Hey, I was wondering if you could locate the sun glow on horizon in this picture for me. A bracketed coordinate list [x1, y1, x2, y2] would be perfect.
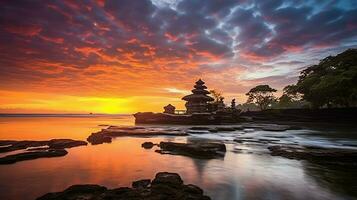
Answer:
[0, 90, 188, 114]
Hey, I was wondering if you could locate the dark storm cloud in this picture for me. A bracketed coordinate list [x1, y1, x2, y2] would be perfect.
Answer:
[0, 0, 356, 89]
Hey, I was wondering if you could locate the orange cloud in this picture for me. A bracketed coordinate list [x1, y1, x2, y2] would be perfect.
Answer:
[5, 25, 42, 37]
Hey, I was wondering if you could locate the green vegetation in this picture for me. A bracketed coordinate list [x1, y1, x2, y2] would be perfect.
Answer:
[246, 85, 277, 110]
[289, 49, 357, 108]
[244, 49, 357, 110]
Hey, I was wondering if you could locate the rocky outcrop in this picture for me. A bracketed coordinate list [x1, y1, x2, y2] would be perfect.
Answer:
[0, 149, 68, 164]
[0, 139, 87, 164]
[155, 142, 226, 159]
[87, 126, 187, 145]
[37, 172, 211, 200]
[87, 132, 112, 145]
[141, 142, 156, 149]
[0, 139, 87, 153]
[47, 139, 87, 149]
[268, 145, 357, 164]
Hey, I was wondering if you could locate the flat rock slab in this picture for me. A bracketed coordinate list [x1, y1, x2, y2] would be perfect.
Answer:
[0, 139, 87, 164]
[242, 124, 301, 131]
[87, 126, 188, 145]
[37, 172, 211, 200]
[0, 149, 68, 164]
[0, 139, 87, 153]
[268, 145, 357, 164]
[156, 141, 226, 159]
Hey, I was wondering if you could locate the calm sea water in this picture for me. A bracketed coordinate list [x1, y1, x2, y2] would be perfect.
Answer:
[0, 114, 356, 200]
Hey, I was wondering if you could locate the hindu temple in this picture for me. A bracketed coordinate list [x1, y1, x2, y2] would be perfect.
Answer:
[182, 79, 214, 113]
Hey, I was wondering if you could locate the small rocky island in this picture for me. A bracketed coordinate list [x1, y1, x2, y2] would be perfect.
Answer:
[134, 79, 241, 124]
[37, 172, 211, 200]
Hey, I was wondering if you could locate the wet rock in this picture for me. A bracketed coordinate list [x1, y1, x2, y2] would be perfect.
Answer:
[101, 126, 188, 137]
[268, 145, 357, 164]
[37, 184, 107, 200]
[234, 138, 261, 144]
[48, 139, 87, 149]
[0, 139, 87, 164]
[0, 139, 87, 153]
[183, 184, 204, 195]
[0, 149, 68, 164]
[141, 142, 155, 149]
[261, 126, 289, 132]
[215, 127, 236, 132]
[258, 138, 280, 142]
[190, 127, 210, 130]
[208, 128, 218, 133]
[87, 132, 112, 145]
[132, 179, 151, 189]
[187, 130, 209, 134]
[87, 127, 188, 145]
[232, 126, 244, 130]
[156, 142, 226, 159]
[114, 126, 146, 130]
[37, 172, 211, 200]
[152, 172, 183, 186]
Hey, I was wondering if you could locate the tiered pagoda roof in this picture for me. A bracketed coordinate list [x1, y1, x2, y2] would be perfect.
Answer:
[182, 79, 214, 102]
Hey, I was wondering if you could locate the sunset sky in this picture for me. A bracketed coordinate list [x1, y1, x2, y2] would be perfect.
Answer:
[0, 0, 356, 114]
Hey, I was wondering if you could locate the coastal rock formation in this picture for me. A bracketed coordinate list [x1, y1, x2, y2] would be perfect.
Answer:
[141, 142, 156, 149]
[87, 132, 112, 145]
[87, 126, 187, 145]
[0, 149, 68, 164]
[47, 139, 87, 149]
[0, 139, 87, 164]
[268, 145, 357, 164]
[0, 139, 87, 153]
[155, 142, 226, 159]
[37, 172, 211, 200]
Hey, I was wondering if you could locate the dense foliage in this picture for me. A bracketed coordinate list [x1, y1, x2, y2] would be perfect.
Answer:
[246, 85, 277, 110]
[290, 49, 357, 108]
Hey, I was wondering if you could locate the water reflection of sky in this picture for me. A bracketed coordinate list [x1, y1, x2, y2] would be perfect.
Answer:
[0, 115, 356, 200]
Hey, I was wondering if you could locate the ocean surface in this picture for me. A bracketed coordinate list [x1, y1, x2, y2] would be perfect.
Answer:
[0, 114, 356, 200]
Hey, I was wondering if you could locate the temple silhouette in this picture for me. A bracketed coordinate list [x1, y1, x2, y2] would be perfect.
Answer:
[134, 79, 240, 124]
[182, 79, 214, 114]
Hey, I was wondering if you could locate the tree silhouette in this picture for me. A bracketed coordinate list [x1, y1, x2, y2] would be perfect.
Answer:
[246, 85, 277, 110]
[289, 49, 357, 108]
[209, 90, 224, 103]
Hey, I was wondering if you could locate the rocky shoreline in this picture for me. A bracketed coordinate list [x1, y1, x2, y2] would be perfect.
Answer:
[268, 145, 357, 164]
[0, 139, 87, 164]
[87, 126, 188, 145]
[37, 172, 211, 200]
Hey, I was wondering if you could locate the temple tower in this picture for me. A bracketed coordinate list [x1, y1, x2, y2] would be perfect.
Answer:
[182, 79, 214, 114]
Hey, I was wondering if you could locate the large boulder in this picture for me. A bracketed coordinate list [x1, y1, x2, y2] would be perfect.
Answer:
[37, 172, 211, 200]
[156, 142, 226, 159]
[87, 132, 112, 145]
[141, 142, 155, 149]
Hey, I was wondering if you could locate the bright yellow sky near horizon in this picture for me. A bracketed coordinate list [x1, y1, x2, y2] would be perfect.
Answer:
[0, 90, 189, 114]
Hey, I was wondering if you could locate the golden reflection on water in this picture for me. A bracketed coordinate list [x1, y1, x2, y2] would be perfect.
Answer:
[0, 115, 134, 140]
[0, 115, 351, 200]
